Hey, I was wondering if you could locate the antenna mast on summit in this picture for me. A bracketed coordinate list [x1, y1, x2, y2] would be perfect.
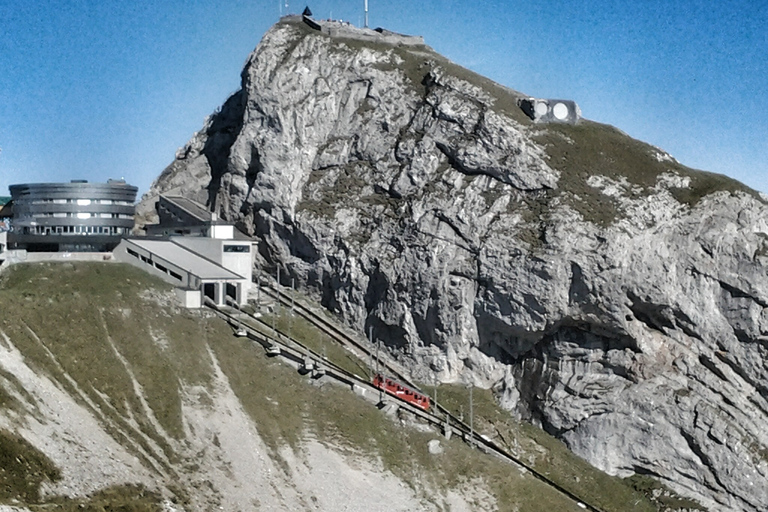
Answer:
[364, 0, 369, 27]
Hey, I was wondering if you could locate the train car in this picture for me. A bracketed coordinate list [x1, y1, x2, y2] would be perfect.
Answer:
[372, 374, 431, 411]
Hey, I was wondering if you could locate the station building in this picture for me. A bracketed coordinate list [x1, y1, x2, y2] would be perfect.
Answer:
[114, 195, 254, 307]
[8, 180, 137, 252]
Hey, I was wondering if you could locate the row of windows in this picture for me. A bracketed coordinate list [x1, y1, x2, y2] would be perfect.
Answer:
[22, 225, 128, 235]
[19, 212, 133, 220]
[126, 248, 183, 281]
[27, 199, 134, 206]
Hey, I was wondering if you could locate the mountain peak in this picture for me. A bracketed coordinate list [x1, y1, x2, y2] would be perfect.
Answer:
[138, 19, 768, 511]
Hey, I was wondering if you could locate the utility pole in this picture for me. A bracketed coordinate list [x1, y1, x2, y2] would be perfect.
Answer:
[272, 265, 280, 337]
[290, 278, 295, 315]
[469, 383, 474, 444]
[276, 266, 281, 323]
[271, 302, 276, 335]
[368, 326, 374, 379]
[375, 335, 380, 377]
[288, 278, 294, 339]
[364, 0, 369, 28]
[256, 266, 261, 310]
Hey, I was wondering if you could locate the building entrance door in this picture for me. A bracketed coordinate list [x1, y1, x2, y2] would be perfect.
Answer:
[203, 283, 216, 303]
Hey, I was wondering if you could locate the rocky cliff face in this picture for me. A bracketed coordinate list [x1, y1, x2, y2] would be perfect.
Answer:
[139, 16, 768, 511]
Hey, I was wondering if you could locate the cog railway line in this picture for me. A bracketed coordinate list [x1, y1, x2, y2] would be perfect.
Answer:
[204, 277, 602, 512]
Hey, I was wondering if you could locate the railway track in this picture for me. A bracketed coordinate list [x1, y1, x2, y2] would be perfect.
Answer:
[207, 279, 606, 512]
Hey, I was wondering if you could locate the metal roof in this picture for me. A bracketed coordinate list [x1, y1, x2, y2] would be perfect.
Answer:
[128, 238, 244, 280]
[162, 196, 213, 223]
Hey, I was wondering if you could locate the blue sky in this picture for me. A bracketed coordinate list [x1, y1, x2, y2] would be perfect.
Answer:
[1, 0, 766, 197]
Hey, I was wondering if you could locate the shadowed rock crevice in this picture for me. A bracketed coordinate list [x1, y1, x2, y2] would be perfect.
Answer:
[202, 90, 246, 210]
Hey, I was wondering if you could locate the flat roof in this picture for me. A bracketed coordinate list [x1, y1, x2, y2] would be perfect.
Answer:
[127, 238, 245, 280]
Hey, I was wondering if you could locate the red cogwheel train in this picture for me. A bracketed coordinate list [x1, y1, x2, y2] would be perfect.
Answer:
[372, 374, 431, 411]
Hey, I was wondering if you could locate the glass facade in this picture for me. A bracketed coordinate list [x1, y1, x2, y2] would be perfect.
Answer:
[8, 179, 138, 252]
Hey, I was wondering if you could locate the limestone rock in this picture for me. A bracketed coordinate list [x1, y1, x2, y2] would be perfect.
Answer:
[139, 17, 768, 512]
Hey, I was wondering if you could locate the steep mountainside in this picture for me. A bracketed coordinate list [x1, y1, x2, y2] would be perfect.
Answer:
[0, 262, 544, 511]
[0, 262, 681, 512]
[138, 16, 768, 511]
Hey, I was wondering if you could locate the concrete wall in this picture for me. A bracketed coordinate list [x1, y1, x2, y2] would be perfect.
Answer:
[176, 288, 202, 309]
[4, 250, 114, 264]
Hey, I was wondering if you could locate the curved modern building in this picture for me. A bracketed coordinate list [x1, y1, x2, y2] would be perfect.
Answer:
[8, 179, 138, 252]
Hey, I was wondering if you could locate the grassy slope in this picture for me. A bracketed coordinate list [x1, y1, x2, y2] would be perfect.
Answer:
[0, 263, 700, 511]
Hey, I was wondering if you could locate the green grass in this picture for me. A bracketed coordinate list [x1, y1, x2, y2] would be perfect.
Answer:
[0, 263, 218, 475]
[531, 116, 761, 225]
[0, 430, 60, 503]
[211, 333, 586, 511]
[627, 475, 707, 511]
[0, 262, 705, 510]
[0, 411, 160, 510]
[261, 308, 372, 378]
[29, 485, 163, 512]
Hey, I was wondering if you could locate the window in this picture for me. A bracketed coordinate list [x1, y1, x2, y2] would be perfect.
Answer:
[224, 245, 250, 253]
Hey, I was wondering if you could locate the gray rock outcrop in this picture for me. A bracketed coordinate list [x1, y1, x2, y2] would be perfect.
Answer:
[138, 17, 768, 512]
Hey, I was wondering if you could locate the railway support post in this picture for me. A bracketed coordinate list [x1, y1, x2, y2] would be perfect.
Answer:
[368, 326, 375, 379]
[288, 278, 294, 340]
[469, 383, 474, 443]
[290, 278, 295, 315]
[256, 266, 261, 309]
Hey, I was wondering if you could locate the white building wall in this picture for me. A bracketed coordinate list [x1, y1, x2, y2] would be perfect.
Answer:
[211, 224, 234, 239]
[221, 252, 250, 279]
[176, 288, 202, 308]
